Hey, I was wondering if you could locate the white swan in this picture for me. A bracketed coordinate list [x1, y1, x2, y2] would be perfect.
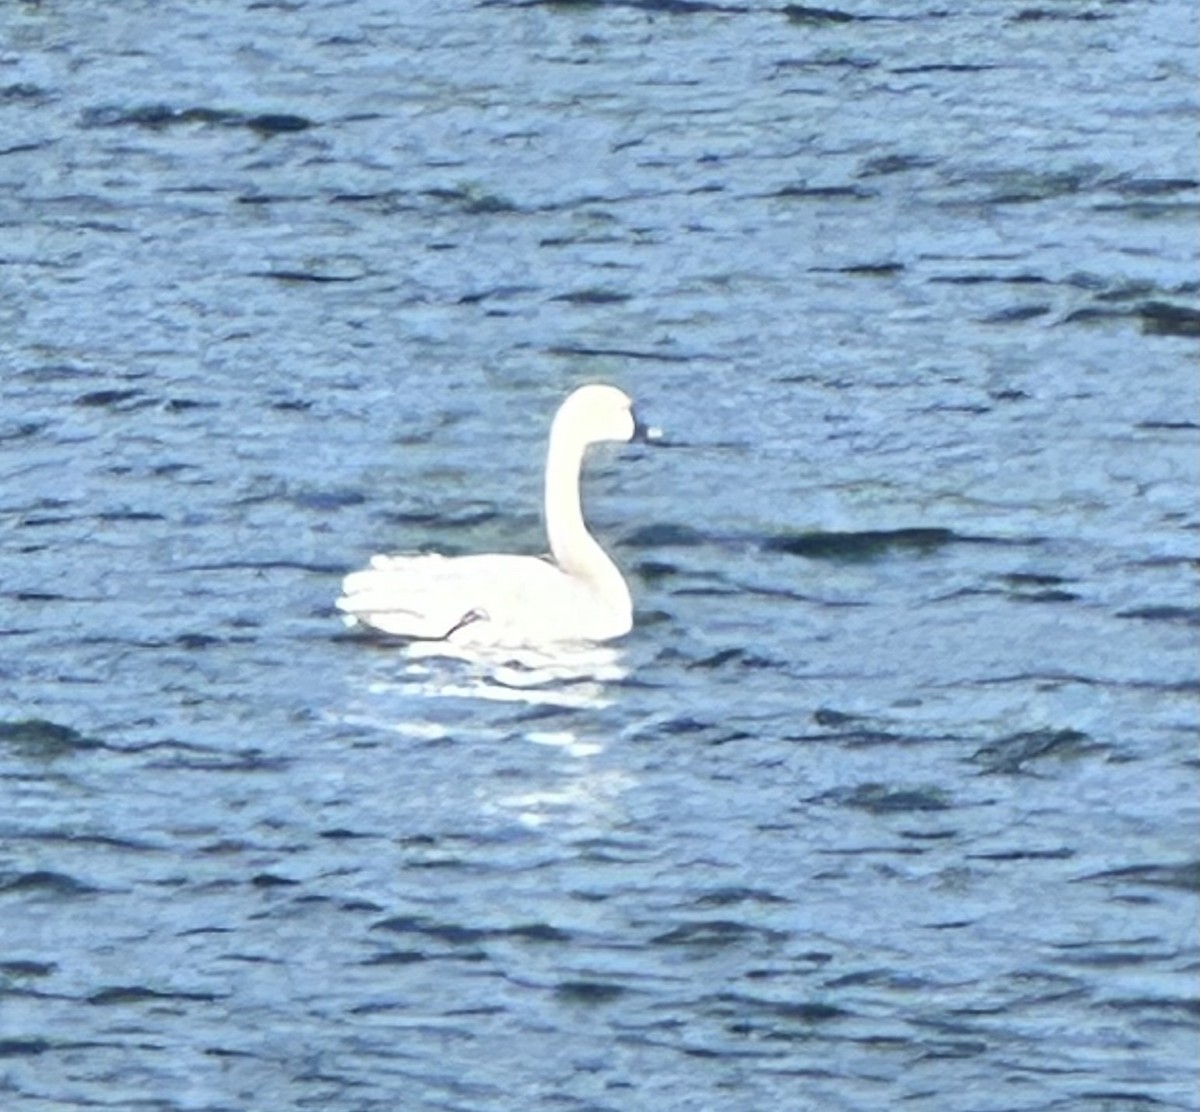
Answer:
[337, 383, 646, 646]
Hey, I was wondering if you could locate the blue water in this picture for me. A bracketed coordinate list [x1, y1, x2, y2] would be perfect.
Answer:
[1, 2, 1197, 1110]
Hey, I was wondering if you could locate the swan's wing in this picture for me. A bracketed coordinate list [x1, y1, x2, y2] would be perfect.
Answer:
[336, 553, 567, 641]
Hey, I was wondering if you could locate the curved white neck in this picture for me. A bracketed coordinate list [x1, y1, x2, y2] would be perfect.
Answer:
[544, 428, 624, 593]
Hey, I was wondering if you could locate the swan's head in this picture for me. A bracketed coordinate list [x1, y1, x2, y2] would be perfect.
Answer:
[555, 383, 639, 447]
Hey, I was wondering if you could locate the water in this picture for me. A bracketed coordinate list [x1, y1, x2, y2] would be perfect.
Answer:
[1, 1, 1197, 1109]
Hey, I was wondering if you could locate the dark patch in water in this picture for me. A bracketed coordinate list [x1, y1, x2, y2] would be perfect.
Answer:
[1135, 420, 1199, 431]
[916, 1039, 989, 1060]
[1138, 301, 1200, 337]
[763, 527, 965, 560]
[245, 113, 313, 134]
[812, 707, 861, 727]
[652, 920, 788, 947]
[483, 0, 748, 12]
[2, 83, 50, 103]
[37, 830, 159, 853]
[250, 873, 300, 888]
[823, 784, 951, 813]
[1050, 940, 1175, 969]
[252, 268, 360, 283]
[551, 288, 632, 305]
[621, 522, 707, 547]
[1080, 862, 1199, 892]
[929, 272, 1050, 287]
[657, 715, 711, 734]
[555, 980, 629, 1004]
[203, 1044, 261, 1060]
[858, 153, 938, 176]
[971, 728, 1097, 773]
[771, 183, 875, 201]
[982, 304, 1052, 323]
[723, 997, 848, 1029]
[686, 647, 777, 671]
[1114, 177, 1199, 196]
[81, 104, 228, 128]
[1116, 605, 1198, 626]
[810, 262, 905, 277]
[145, 750, 291, 773]
[1011, 7, 1112, 21]
[372, 915, 571, 945]
[0, 871, 97, 897]
[176, 558, 345, 574]
[87, 985, 223, 1005]
[792, 708, 914, 747]
[422, 185, 518, 214]
[97, 510, 166, 523]
[966, 169, 1093, 205]
[162, 398, 213, 415]
[547, 343, 697, 363]
[0, 1038, 52, 1057]
[291, 489, 366, 511]
[1002, 572, 1073, 588]
[892, 63, 996, 75]
[692, 887, 790, 908]
[650, 714, 752, 745]
[383, 506, 498, 529]
[0, 960, 57, 978]
[0, 719, 100, 757]
[823, 968, 895, 988]
[80, 104, 314, 134]
[783, 4, 858, 24]
[791, 726, 907, 747]
[19, 514, 78, 528]
[0, 140, 50, 157]
[969, 847, 1075, 862]
[0, 420, 47, 441]
[1093, 278, 1189, 303]
[74, 388, 147, 409]
[634, 558, 681, 581]
[1096, 996, 1200, 1018]
[362, 950, 428, 966]
[459, 284, 540, 304]
[174, 632, 224, 649]
[1064, 295, 1198, 336]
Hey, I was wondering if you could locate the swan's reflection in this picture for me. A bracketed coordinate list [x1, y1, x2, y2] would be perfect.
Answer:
[335, 640, 635, 831]
[373, 639, 628, 711]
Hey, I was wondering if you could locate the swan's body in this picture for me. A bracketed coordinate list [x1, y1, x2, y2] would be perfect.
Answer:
[337, 384, 641, 646]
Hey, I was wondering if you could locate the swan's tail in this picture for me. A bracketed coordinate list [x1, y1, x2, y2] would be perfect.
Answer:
[336, 554, 468, 639]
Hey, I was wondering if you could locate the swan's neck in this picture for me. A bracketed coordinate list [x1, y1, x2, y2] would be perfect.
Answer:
[544, 428, 624, 594]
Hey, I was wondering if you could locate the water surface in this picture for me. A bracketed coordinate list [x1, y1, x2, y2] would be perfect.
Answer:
[1, 2, 1197, 1110]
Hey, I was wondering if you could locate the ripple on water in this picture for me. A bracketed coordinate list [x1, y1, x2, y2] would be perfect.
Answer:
[0, 1, 1196, 1109]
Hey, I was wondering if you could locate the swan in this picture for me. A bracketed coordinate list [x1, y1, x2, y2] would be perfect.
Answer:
[336, 383, 647, 646]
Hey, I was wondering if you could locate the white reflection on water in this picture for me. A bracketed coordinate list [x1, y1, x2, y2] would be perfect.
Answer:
[492, 766, 636, 830]
[368, 639, 628, 711]
[333, 639, 636, 831]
